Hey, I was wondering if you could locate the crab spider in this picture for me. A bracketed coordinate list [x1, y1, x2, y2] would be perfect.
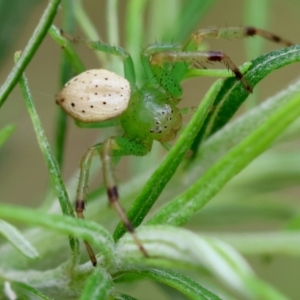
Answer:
[56, 26, 293, 266]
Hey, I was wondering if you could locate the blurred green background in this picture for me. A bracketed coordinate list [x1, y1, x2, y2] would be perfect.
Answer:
[0, 1, 299, 299]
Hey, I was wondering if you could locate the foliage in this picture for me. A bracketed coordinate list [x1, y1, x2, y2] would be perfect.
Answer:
[0, 1, 299, 299]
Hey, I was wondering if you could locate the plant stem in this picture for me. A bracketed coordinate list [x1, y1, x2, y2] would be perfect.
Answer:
[0, 0, 61, 107]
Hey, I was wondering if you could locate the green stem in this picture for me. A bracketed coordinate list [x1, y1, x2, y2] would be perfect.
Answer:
[15, 51, 79, 259]
[113, 79, 223, 240]
[0, 203, 114, 265]
[73, 0, 106, 66]
[106, 0, 121, 73]
[55, 0, 77, 169]
[0, 0, 61, 107]
[149, 92, 300, 226]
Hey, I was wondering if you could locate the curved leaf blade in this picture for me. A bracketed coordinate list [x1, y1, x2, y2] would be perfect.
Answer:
[112, 293, 138, 300]
[80, 268, 113, 300]
[116, 226, 287, 299]
[192, 45, 300, 152]
[123, 268, 221, 300]
[190, 77, 300, 179]
[0, 0, 61, 107]
[113, 79, 223, 240]
[0, 203, 114, 265]
[12, 282, 52, 300]
[149, 92, 300, 227]
[0, 220, 39, 259]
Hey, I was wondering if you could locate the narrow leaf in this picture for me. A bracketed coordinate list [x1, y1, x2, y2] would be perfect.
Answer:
[15, 51, 74, 218]
[0, 124, 15, 149]
[0, 203, 114, 265]
[116, 226, 287, 299]
[192, 45, 300, 152]
[0, 0, 61, 107]
[113, 79, 223, 240]
[124, 268, 221, 300]
[0, 220, 39, 259]
[211, 231, 300, 256]
[48, 25, 86, 74]
[149, 92, 300, 227]
[54, 3, 78, 170]
[112, 294, 138, 300]
[189, 78, 300, 179]
[80, 267, 113, 300]
[13, 282, 52, 300]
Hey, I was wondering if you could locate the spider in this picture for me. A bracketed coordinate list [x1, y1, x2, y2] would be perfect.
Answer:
[56, 26, 292, 266]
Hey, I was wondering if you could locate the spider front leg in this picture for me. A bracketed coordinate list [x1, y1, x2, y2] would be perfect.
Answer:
[145, 26, 293, 97]
[76, 137, 150, 266]
[189, 26, 293, 47]
[150, 49, 253, 93]
[60, 29, 136, 88]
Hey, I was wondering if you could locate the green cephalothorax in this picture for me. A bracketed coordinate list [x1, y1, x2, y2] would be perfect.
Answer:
[120, 87, 182, 144]
[149, 64, 183, 100]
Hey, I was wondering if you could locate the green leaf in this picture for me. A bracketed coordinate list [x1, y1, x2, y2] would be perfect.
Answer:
[12, 282, 52, 300]
[211, 231, 300, 256]
[0, 124, 15, 149]
[112, 293, 138, 300]
[123, 268, 221, 300]
[117, 226, 253, 288]
[0, 203, 114, 265]
[16, 50, 82, 263]
[0, 220, 39, 259]
[0, 0, 40, 63]
[113, 79, 223, 240]
[15, 50, 78, 258]
[189, 77, 300, 180]
[0, 0, 61, 107]
[80, 268, 113, 300]
[149, 91, 300, 227]
[192, 45, 300, 152]
[116, 226, 287, 299]
[54, 2, 79, 170]
[48, 25, 86, 74]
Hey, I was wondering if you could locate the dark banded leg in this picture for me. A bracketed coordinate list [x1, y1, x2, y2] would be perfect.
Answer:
[243, 27, 293, 46]
[191, 26, 293, 47]
[76, 146, 101, 266]
[75, 198, 97, 266]
[150, 50, 253, 93]
[101, 138, 148, 257]
[150, 26, 293, 93]
[75, 138, 149, 266]
[206, 51, 252, 92]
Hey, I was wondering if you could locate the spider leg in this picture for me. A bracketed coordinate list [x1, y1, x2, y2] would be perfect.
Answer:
[184, 26, 293, 90]
[60, 29, 136, 89]
[150, 50, 253, 93]
[190, 26, 293, 47]
[244, 26, 293, 46]
[144, 26, 293, 97]
[75, 145, 100, 266]
[76, 138, 150, 266]
[101, 138, 149, 257]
